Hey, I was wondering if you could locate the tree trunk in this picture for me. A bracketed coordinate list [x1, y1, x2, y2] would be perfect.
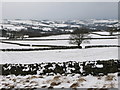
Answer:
[78, 43, 80, 47]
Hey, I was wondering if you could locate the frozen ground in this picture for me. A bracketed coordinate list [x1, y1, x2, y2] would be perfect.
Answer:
[1, 32, 118, 48]
[0, 73, 118, 88]
[2, 34, 118, 47]
[0, 32, 119, 89]
[0, 42, 49, 49]
[25, 33, 118, 39]
[0, 47, 118, 64]
[0, 32, 119, 63]
[0, 31, 118, 48]
[26, 34, 70, 39]
[92, 31, 119, 35]
[0, 37, 6, 39]
[5, 39, 118, 47]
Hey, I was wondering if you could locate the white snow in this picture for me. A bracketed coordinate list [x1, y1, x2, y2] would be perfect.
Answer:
[53, 24, 68, 27]
[42, 27, 52, 31]
[0, 37, 6, 39]
[2, 24, 27, 31]
[92, 31, 110, 35]
[93, 19, 118, 24]
[81, 39, 118, 47]
[32, 26, 40, 29]
[26, 34, 70, 39]
[8, 20, 37, 26]
[26, 32, 118, 39]
[0, 42, 49, 49]
[0, 32, 119, 64]
[71, 25, 81, 28]
[5, 38, 118, 47]
[96, 64, 103, 68]
[3, 32, 118, 47]
[5, 40, 72, 46]
[0, 47, 118, 64]
[90, 34, 118, 38]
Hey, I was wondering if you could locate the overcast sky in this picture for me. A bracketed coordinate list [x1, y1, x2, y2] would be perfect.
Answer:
[2, 2, 118, 20]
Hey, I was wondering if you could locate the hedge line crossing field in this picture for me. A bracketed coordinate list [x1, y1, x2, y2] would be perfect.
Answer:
[1, 60, 120, 76]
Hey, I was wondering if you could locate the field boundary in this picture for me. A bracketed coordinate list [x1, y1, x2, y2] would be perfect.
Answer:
[1, 59, 119, 76]
[0, 45, 119, 51]
[91, 32, 120, 36]
[0, 37, 117, 41]
[1, 39, 119, 51]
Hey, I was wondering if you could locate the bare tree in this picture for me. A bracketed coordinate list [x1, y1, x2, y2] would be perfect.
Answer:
[69, 28, 90, 47]
[107, 27, 117, 35]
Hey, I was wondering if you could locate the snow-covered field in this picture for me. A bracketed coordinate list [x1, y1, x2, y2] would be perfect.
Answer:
[0, 30, 119, 89]
[0, 47, 118, 64]
[81, 39, 118, 47]
[1, 24, 27, 31]
[0, 73, 118, 88]
[4, 40, 73, 46]
[0, 42, 49, 49]
[0, 32, 119, 64]
[90, 33, 118, 38]
[5, 39, 118, 47]
[1, 33, 118, 48]
[93, 31, 119, 35]
[1, 20, 119, 89]
[0, 37, 6, 39]
[26, 34, 70, 39]
[25, 33, 118, 39]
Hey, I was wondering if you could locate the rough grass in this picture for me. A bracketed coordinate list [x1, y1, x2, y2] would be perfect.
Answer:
[105, 75, 115, 81]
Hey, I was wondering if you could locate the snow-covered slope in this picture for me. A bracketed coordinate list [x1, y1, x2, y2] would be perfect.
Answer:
[0, 73, 118, 88]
